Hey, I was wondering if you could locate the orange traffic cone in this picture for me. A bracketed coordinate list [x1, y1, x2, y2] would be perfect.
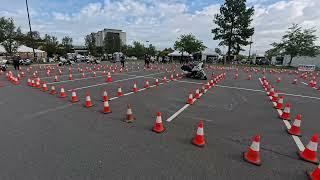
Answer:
[93, 71, 96, 77]
[276, 77, 281, 83]
[287, 114, 302, 136]
[125, 104, 135, 123]
[163, 76, 167, 83]
[187, 92, 194, 105]
[154, 78, 159, 86]
[192, 120, 205, 147]
[145, 80, 150, 89]
[85, 92, 93, 108]
[69, 74, 73, 80]
[106, 73, 112, 82]
[244, 135, 262, 166]
[54, 75, 59, 82]
[298, 134, 319, 164]
[292, 78, 297, 84]
[42, 81, 48, 92]
[102, 100, 112, 114]
[272, 91, 279, 102]
[35, 80, 41, 88]
[275, 96, 284, 109]
[195, 88, 201, 99]
[117, 87, 123, 97]
[247, 74, 252, 80]
[59, 86, 67, 98]
[307, 164, 320, 180]
[280, 103, 291, 120]
[27, 78, 32, 86]
[170, 74, 174, 81]
[152, 112, 165, 133]
[50, 86, 56, 95]
[133, 82, 138, 92]
[102, 90, 108, 102]
[71, 89, 79, 103]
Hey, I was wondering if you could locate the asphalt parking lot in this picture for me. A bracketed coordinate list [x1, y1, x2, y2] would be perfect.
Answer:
[0, 61, 319, 179]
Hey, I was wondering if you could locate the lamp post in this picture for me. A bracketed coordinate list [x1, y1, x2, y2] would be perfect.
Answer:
[25, 0, 36, 62]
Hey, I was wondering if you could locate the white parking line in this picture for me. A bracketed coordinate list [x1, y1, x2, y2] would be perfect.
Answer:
[176, 79, 320, 100]
[259, 78, 305, 152]
[47, 70, 142, 85]
[68, 72, 165, 91]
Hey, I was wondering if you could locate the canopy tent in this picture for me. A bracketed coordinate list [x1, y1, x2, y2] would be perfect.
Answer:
[200, 48, 218, 56]
[168, 50, 191, 57]
[0, 45, 47, 60]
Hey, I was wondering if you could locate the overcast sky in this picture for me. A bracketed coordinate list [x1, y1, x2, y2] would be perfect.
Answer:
[1, 0, 319, 55]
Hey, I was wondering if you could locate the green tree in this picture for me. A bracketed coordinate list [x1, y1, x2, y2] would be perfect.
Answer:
[40, 34, 59, 57]
[158, 47, 174, 57]
[131, 41, 146, 58]
[212, 0, 254, 63]
[214, 48, 222, 56]
[61, 36, 73, 56]
[0, 17, 20, 55]
[174, 34, 206, 56]
[85, 33, 97, 56]
[267, 24, 319, 66]
[146, 44, 156, 56]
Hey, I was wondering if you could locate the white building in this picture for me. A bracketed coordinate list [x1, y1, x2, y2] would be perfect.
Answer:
[92, 29, 126, 47]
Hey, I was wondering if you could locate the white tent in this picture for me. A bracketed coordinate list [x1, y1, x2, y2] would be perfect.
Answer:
[168, 50, 191, 57]
[0, 45, 45, 53]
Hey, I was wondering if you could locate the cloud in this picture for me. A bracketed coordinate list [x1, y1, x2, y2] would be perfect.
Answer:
[0, 0, 319, 55]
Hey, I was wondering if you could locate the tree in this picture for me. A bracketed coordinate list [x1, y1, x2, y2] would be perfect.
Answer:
[146, 44, 156, 56]
[61, 36, 73, 56]
[85, 33, 97, 56]
[212, 0, 254, 63]
[0, 17, 20, 56]
[41, 34, 59, 57]
[158, 48, 174, 57]
[214, 48, 222, 56]
[267, 24, 319, 66]
[174, 34, 206, 55]
[131, 41, 146, 58]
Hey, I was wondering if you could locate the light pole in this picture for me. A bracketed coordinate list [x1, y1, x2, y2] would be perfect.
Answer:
[25, 0, 36, 62]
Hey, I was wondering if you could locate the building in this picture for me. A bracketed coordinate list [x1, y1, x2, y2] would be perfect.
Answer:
[92, 29, 126, 47]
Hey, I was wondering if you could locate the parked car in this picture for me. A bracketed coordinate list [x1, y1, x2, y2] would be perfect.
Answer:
[0, 60, 7, 71]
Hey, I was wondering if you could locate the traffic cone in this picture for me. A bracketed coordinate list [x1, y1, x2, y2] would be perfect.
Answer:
[280, 103, 291, 120]
[247, 74, 252, 80]
[201, 83, 207, 94]
[133, 82, 138, 92]
[125, 104, 135, 123]
[272, 91, 279, 103]
[54, 75, 59, 82]
[276, 77, 281, 83]
[195, 88, 201, 99]
[170, 74, 174, 81]
[85, 92, 93, 108]
[234, 73, 238, 80]
[187, 92, 194, 105]
[117, 87, 123, 97]
[35, 80, 41, 88]
[287, 114, 302, 136]
[59, 86, 67, 98]
[154, 78, 159, 86]
[269, 86, 275, 97]
[42, 82, 48, 92]
[275, 96, 284, 109]
[145, 80, 150, 89]
[27, 78, 32, 86]
[298, 134, 319, 164]
[244, 135, 262, 166]
[82, 73, 85, 78]
[93, 71, 96, 77]
[71, 89, 79, 103]
[192, 120, 205, 147]
[69, 74, 73, 80]
[163, 76, 167, 83]
[307, 164, 320, 180]
[152, 112, 165, 133]
[102, 90, 108, 102]
[106, 72, 112, 82]
[102, 100, 112, 114]
[50, 86, 56, 95]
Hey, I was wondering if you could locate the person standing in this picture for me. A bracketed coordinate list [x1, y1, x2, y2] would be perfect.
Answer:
[13, 56, 20, 70]
[120, 55, 125, 68]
